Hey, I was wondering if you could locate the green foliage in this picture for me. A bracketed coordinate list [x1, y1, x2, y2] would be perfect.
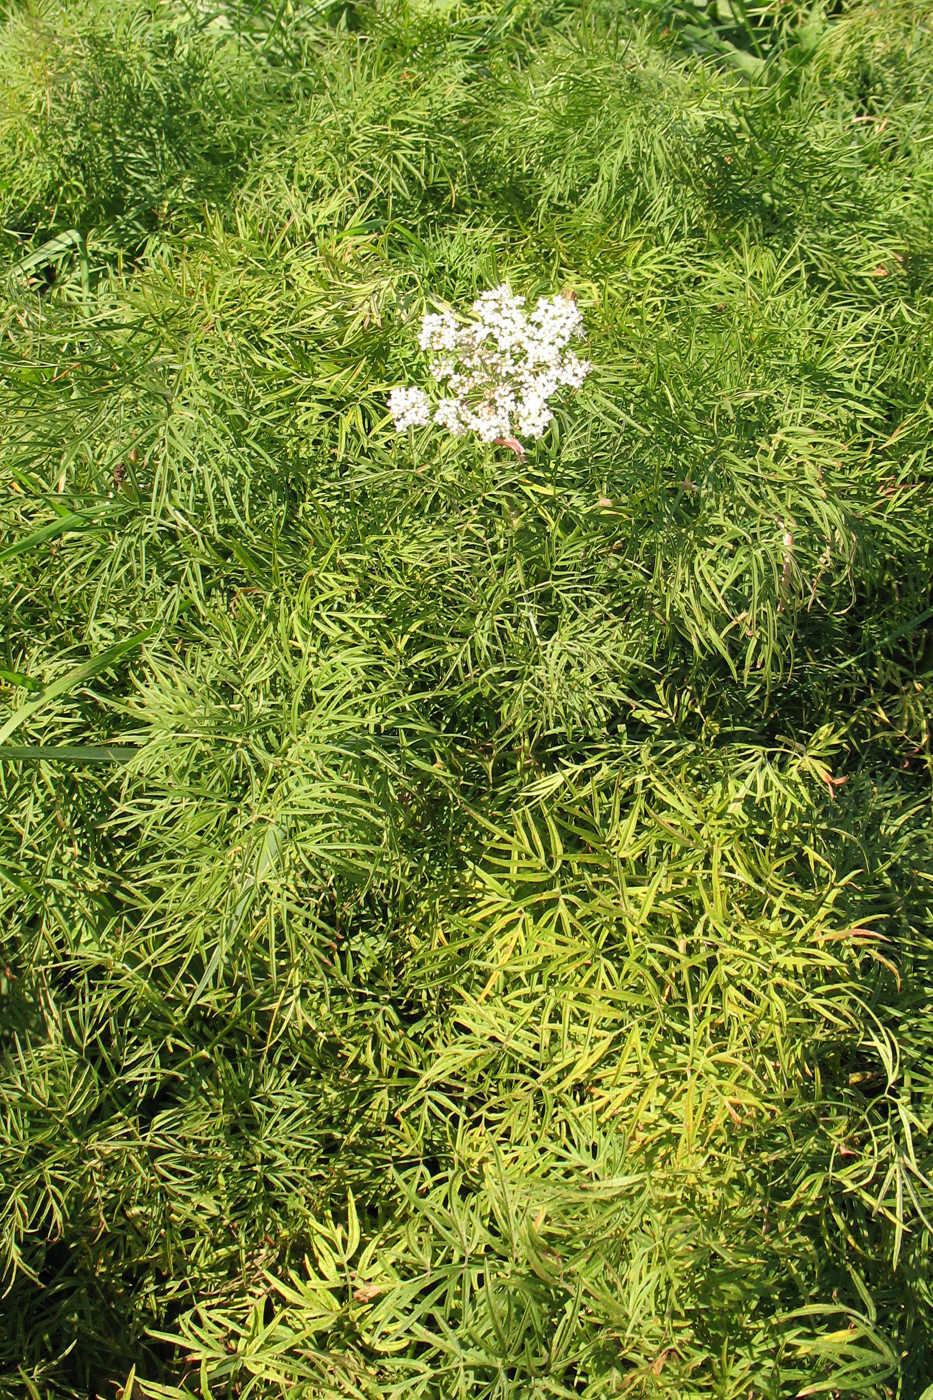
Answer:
[1, 0, 932, 1396]
[0, 0, 294, 257]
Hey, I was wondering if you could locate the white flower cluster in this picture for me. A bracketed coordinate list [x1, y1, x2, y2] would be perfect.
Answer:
[387, 385, 432, 430]
[388, 284, 591, 444]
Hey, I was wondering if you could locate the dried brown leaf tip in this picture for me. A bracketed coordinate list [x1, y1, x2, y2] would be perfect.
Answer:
[494, 435, 525, 457]
[352, 1283, 384, 1303]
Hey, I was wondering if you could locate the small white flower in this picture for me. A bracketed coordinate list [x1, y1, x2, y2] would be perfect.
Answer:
[387, 285, 591, 446]
[557, 353, 591, 389]
[418, 311, 458, 353]
[433, 397, 467, 434]
[388, 385, 432, 431]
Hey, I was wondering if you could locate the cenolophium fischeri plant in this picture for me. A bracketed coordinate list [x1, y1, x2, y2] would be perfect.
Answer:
[3, 0, 933, 1396]
[388, 283, 591, 445]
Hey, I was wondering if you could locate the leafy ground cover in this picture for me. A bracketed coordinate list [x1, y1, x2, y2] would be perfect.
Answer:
[1, 0, 933, 1395]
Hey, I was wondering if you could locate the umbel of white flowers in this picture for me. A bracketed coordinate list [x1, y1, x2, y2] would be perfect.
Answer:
[388, 284, 592, 445]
